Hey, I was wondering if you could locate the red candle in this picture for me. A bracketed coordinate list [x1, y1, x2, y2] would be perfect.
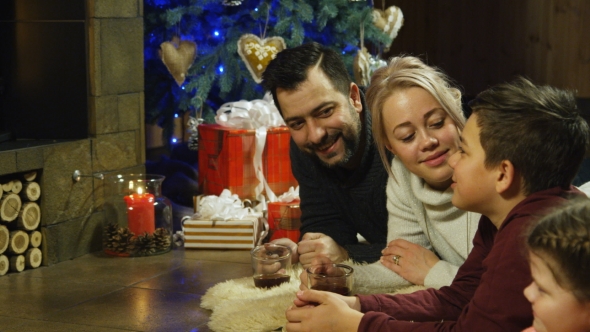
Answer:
[123, 187, 155, 235]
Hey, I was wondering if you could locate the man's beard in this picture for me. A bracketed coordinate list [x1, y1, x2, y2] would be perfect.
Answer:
[302, 106, 362, 168]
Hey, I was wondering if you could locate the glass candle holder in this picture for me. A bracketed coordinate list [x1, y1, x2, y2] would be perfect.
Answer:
[102, 174, 173, 257]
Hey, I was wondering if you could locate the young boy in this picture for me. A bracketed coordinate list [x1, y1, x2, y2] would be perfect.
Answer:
[284, 77, 590, 332]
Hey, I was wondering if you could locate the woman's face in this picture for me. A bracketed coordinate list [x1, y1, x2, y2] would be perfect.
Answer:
[523, 252, 590, 332]
[381, 87, 460, 190]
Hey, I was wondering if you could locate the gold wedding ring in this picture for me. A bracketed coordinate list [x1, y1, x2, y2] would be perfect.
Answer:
[392, 255, 400, 266]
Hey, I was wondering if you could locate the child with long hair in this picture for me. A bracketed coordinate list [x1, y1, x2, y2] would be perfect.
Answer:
[523, 198, 590, 332]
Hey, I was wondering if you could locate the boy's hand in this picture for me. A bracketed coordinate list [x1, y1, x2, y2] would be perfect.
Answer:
[286, 290, 363, 332]
[380, 238, 440, 285]
[297, 233, 349, 268]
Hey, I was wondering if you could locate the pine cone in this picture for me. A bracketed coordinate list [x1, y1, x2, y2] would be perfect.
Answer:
[131, 232, 157, 256]
[153, 228, 172, 252]
[112, 227, 134, 253]
[103, 223, 134, 253]
[103, 223, 119, 251]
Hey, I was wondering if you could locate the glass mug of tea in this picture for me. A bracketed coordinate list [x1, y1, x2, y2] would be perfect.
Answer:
[250, 243, 292, 288]
[306, 263, 354, 296]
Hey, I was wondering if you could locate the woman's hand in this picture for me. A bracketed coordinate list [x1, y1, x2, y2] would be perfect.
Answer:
[380, 238, 440, 285]
[286, 290, 363, 332]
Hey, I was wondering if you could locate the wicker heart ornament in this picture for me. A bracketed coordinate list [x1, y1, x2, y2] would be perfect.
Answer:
[237, 34, 286, 83]
[159, 37, 197, 86]
[372, 6, 404, 50]
[353, 47, 387, 86]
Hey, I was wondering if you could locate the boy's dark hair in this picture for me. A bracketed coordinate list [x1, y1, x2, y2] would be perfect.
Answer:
[261, 42, 352, 113]
[469, 77, 590, 195]
[526, 198, 590, 302]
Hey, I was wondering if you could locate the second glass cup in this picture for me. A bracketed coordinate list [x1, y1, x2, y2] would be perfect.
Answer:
[306, 263, 354, 296]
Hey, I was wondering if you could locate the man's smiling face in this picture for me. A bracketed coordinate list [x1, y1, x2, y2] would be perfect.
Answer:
[277, 66, 362, 168]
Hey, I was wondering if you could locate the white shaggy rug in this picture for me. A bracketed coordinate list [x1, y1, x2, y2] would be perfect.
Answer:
[201, 266, 302, 331]
[200, 264, 426, 332]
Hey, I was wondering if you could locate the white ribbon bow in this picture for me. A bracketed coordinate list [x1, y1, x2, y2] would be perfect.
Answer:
[198, 189, 262, 221]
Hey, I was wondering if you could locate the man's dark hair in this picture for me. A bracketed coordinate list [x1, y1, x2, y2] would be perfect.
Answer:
[261, 42, 352, 113]
[469, 77, 590, 195]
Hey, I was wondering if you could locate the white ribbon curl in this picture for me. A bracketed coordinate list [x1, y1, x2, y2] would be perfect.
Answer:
[197, 189, 262, 221]
[276, 186, 300, 203]
[182, 189, 268, 246]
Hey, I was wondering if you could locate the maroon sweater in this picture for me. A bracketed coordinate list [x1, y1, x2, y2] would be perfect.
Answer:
[357, 186, 581, 332]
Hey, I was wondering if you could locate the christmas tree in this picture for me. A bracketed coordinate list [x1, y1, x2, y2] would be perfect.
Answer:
[144, 0, 397, 146]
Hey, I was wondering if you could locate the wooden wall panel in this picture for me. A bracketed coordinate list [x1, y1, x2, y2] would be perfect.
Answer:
[380, 0, 590, 97]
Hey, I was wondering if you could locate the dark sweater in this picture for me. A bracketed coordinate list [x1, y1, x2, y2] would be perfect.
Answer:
[290, 93, 389, 263]
[357, 186, 582, 331]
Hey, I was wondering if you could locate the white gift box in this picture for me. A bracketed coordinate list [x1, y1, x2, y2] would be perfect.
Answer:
[183, 217, 262, 249]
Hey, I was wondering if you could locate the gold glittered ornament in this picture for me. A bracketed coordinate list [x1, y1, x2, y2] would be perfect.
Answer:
[159, 36, 197, 86]
[237, 34, 286, 83]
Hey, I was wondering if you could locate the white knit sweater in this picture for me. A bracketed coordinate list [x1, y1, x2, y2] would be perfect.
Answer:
[349, 157, 480, 295]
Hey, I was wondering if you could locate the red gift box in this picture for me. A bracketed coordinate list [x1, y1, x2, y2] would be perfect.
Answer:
[198, 124, 298, 200]
[268, 200, 301, 243]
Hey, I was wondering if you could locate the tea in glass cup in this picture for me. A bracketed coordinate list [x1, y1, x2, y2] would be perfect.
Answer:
[250, 243, 292, 288]
[306, 263, 354, 295]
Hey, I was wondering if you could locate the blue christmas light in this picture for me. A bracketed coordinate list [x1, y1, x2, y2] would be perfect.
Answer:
[174, 113, 179, 118]
[218, 65, 224, 73]
[214, 31, 220, 37]
[172, 138, 178, 144]
[152, 0, 169, 6]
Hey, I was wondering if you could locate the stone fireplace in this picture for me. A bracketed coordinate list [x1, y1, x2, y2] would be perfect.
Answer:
[0, 0, 146, 265]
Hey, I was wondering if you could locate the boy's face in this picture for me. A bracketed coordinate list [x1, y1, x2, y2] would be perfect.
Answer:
[277, 66, 363, 168]
[523, 252, 590, 332]
[448, 113, 496, 215]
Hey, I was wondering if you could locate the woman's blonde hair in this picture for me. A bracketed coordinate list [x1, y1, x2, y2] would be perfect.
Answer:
[365, 55, 465, 178]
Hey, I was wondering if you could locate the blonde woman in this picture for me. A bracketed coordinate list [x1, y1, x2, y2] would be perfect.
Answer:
[301, 56, 480, 294]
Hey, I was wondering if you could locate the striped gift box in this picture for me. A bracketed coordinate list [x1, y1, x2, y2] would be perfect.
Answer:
[183, 217, 262, 250]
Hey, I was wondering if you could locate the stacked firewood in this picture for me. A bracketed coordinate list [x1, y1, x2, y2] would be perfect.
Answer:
[0, 171, 42, 276]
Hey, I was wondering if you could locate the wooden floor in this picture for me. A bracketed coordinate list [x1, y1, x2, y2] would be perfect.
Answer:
[0, 249, 252, 331]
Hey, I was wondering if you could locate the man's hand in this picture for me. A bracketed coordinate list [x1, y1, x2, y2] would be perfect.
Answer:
[270, 238, 300, 264]
[297, 233, 349, 268]
[380, 238, 440, 285]
[285, 290, 362, 332]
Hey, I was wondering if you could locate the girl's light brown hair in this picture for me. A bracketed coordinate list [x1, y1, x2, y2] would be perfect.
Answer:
[526, 197, 590, 302]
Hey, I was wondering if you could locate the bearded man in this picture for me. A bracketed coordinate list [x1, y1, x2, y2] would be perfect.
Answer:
[262, 42, 389, 267]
